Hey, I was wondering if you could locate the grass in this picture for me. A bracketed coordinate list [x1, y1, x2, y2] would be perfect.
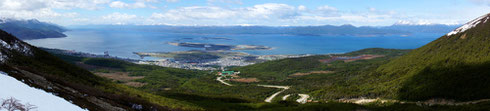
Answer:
[49, 48, 490, 110]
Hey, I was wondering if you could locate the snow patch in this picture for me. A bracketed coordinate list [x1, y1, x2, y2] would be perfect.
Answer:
[0, 71, 87, 111]
[447, 14, 490, 36]
[395, 20, 433, 25]
[0, 39, 33, 63]
[0, 52, 5, 63]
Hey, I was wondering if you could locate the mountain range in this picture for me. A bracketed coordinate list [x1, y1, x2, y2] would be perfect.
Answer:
[0, 17, 459, 41]
[0, 18, 67, 40]
[70, 23, 458, 36]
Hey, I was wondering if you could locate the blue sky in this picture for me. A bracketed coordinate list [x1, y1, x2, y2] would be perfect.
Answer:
[1, 0, 490, 26]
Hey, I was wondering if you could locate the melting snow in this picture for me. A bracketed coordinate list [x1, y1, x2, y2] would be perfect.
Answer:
[0, 39, 33, 63]
[0, 52, 5, 63]
[0, 71, 87, 111]
[447, 14, 490, 36]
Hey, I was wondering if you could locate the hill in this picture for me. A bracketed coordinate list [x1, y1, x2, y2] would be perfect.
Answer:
[0, 18, 67, 40]
[232, 13, 490, 103]
[0, 29, 202, 110]
[51, 48, 490, 111]
[376, 13, 490, 101]
[232, 48, 410, 82]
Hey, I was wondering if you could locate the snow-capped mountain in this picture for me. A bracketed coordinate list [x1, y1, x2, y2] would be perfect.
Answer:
[446, 13, 490, 36]
[394, 20, 437, 26]
[379, 21, 460, 34]
[0, 18, 67, 40]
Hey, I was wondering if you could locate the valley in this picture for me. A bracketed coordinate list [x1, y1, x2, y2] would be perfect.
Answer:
[46, 47, 490, 110]
[1, 3, 489, 110]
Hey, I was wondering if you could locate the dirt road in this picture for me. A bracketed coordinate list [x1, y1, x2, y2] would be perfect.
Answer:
[216, 76, 233, 86]
[258, 85, 290, 103]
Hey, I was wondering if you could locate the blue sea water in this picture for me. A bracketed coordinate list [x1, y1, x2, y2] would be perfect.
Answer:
[25, 28, 444, 60]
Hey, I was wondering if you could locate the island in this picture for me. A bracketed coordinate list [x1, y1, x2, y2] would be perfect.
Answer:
[167, 42, 273, 51]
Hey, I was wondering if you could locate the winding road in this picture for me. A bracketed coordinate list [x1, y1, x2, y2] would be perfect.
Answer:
[282, 94, 291, 100]
[216, 76, 233, 86]
[296, 94, 310, 104]
[258, 85, 290, 103]
[216, 77, 311, 104]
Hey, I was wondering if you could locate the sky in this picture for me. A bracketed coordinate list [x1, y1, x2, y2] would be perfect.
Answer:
[1, 0, 490, 26]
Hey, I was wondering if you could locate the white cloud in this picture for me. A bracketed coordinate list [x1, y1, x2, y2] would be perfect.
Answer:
[154, 3, 300, 20]
[0, 0, 111, 11]
[315, 5, 339, 17]
[0, 0, 80, 22]
[317, 5, 337, 11]
[46, 0, 111, 10]
[368, 7, 377, 12]
[153, 6, 237, 20]
[0, 0, 47, 11]
[244, 3, 298, 19]
[147, 3, 408, 26]
[469, 0, 490, 5]
[0, 1, 478, 26]
[109, 1, 147, 9]
[298, 5, 307, 11]
[109, 1, 129, 8]
[148, 3, 303, 25]
[165, 0, 179, 3]
[207, 0, 242, 5]
[101, 12, 140, 24]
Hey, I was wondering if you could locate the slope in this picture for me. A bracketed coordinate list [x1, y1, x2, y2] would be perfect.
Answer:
[0, 29, 202, 110]
[376, 13, 490, 101]
[231, 13, 490, 103]
[49, 48, 490, 111]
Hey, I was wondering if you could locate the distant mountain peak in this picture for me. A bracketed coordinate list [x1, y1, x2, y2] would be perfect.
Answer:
[0, 17, 14, 24]
[393, 20, 460, 26]
[394, 20, 434, 26]
[446, 13, 490, 36]
[0, 18, 67, 40]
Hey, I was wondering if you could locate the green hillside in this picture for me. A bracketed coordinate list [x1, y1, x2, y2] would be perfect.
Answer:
[376, 14, 490, 101]
[230, 13, 490, 103]
[53, 50, 490, 111]
[232, 48, 410, 82]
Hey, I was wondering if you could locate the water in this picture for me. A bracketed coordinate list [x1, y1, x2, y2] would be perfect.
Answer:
[25, 28, 444, 60]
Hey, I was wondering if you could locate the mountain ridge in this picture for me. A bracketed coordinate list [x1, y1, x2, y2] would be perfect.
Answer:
[376, 12, 490, 101]
[0, 18, 67, 40]
[0, 29, 201, 110]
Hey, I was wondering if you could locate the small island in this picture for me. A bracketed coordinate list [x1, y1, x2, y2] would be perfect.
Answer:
[167, 42, 273, 51]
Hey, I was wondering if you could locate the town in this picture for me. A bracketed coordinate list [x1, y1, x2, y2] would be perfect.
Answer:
[137, 54, 313, 70]
[44, 48, 312, 70]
